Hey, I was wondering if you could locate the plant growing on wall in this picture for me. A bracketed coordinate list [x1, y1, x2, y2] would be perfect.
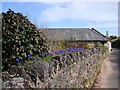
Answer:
[2, 9, 48, 71]
[96, 42, 104, 47]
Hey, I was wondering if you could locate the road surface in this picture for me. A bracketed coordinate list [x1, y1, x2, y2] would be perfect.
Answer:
[93, 48, 120, 89]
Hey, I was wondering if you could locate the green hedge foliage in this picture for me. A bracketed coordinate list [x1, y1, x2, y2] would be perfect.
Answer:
[2, 9, 48, 71]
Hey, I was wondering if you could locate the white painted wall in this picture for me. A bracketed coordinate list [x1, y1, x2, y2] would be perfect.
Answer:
[104, 41, 112, 53]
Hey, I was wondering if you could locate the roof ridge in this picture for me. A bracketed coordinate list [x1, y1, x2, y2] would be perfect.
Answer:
[38, 28, 90, 30]
[90, 28, 108, 39]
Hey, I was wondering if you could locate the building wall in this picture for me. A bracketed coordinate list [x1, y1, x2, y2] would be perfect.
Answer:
[104, 41, 112, 52]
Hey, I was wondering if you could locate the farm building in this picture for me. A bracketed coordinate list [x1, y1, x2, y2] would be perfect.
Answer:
[38, 28, 111, 52]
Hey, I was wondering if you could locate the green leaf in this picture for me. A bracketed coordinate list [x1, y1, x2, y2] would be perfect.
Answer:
[17, 51, 19, 55]
[22, 53, 27, 57]
[29, 44, 33, 48]
[29, 50, 33, 55]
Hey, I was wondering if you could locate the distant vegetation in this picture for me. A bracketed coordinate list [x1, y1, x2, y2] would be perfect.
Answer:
[108, 35, 117, 40]
[112, 38, 120, 48]
[108, 35, 120, 48]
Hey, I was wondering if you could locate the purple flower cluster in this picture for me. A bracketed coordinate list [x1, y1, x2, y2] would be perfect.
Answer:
[54, 48, 85, 55]
[54, 50, 65, 54]
[48, 52, 53, 56]
[16, 48, 85, 64]
[42, 52, 53, 57]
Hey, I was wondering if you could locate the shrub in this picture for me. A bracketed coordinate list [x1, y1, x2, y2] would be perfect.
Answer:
[95, 42, 104, 47]
[2, 9, 48, 71]
[112, 39, 120, 48]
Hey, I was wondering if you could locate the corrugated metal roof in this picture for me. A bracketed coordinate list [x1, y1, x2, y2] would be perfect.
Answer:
[38, 28, 108, 41]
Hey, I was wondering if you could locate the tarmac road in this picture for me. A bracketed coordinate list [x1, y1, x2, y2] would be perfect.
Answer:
[93, 48, 120, 89]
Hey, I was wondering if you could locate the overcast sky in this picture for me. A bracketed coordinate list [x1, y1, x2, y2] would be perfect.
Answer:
[1, 0, 119, 36]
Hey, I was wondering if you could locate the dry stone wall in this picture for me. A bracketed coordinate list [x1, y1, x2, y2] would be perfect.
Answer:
[2, 47, 108, 89]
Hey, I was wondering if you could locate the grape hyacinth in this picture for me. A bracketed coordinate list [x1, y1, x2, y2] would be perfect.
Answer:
[28, 54, 32, 59]
[16, 58, 21, 63]
[42, 53, 46, 58]
[54, 47, 85, 55]
[15, 47, 85, 65]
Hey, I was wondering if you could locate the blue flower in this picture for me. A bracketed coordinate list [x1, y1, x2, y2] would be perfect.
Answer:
[48, 52, 53, 56]
[16, 58, 21, 63]
[78, 48, 85, 51]
[42, 53, 46, 57]
[67, 49, 73, 52]
[34, 57, 37, 60]
[54, 50, 63, 54]
[64, 50, 67, 53]
[54, 51, 60, 54]
[28, 54, 32, 59]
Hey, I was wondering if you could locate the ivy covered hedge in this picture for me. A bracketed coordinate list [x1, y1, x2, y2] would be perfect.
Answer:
[2, 9, 48, 71]
[112, 39, 120, 48]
